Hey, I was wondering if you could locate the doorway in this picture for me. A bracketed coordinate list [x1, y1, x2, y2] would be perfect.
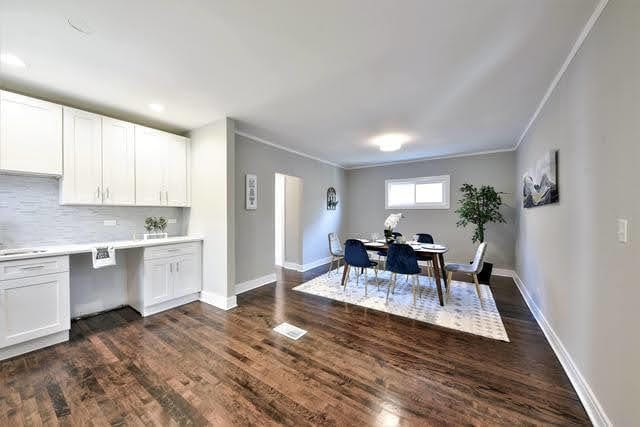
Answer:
[274, 173, 303, 269]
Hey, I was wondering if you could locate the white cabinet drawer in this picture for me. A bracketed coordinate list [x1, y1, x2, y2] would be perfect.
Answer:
[144, 243, 200, 260]
[0, 256, 69, 281]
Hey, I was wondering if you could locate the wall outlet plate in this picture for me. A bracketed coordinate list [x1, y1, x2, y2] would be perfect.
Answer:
[168, 218, 177, 224]
[617, 219, 628, 243]
[103, 220, 117, 226]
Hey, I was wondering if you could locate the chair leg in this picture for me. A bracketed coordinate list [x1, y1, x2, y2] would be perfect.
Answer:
[445, 271, 453, 303]
[374, 266, 379, 289]
[329, 256, 334, 276]
[412, 275, 417, 304]
[472, 274, 482, 302]
[386, 273, 393, 302]
[391, 273, 397, 294]
[364, 268, 368, 296]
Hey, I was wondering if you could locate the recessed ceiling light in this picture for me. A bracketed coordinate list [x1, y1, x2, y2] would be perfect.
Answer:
[148, 103, 165, 113]
[0, 53, 26, 68]
[371, 133, 412, 152]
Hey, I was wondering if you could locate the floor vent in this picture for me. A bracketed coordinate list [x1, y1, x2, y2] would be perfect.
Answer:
[273, 322, 307, 340]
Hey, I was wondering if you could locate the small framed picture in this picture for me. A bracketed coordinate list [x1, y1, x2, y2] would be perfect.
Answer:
[246, 174, 257, 210]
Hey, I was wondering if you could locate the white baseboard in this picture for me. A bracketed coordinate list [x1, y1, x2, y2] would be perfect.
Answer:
[235, 273, 277, 295]
[513, 272, 611, 427]
[200, 290, 238, 310]
[0, 330, 69, 361]
[283, 256, 332, 273]
[492, 268, 515, 278]
[142, 293, 201, 317]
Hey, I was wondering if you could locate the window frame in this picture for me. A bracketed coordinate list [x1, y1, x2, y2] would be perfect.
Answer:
[385, 175, 451, 210]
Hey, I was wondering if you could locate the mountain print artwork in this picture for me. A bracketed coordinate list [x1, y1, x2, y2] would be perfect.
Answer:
[522, 150, 558, 208]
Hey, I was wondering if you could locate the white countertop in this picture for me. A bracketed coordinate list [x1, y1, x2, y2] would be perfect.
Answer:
[0, 235, 204, 262]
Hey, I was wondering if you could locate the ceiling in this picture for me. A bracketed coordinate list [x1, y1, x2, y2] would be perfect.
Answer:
[0, 0, 599, 168]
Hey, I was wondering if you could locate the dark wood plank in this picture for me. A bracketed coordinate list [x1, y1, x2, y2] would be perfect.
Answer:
[0, 265, 590, 425]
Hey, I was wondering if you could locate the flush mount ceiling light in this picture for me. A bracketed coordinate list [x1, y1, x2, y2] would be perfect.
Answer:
[0, 53, 26, 68]
[148, 103, 165, 113]
[371, 133, 412, 152]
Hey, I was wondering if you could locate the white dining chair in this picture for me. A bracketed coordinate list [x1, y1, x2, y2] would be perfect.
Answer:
[444, 242, 487, 303]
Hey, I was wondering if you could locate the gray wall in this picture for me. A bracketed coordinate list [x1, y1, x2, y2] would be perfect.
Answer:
[234, 134, 346, 284]
[346, 152, 516, 269]
[515, 0, 639, 424]
[0, 174, 185, 248]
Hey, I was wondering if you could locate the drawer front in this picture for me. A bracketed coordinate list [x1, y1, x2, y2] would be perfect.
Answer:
[144, 242, 201, 260]
[0, 256, 69, 281]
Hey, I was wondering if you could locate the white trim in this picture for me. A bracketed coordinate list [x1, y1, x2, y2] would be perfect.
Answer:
[0, 330, 69, 361]
[235, 273, 277, 295]
[492, 268, 514, 278]
[200, 290, 238, 310]
[345, 148, 516, 170]
[141, 293, 201, 317]
[513, 272, 611, 427]
[385, 175, 450, 210]
[283, 256, 332, 272]
[235, 131, 344, 169]
[515, 0, 609, 149]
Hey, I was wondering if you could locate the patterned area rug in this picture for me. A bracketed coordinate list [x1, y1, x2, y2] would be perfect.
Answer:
[293, 268, 509, 342]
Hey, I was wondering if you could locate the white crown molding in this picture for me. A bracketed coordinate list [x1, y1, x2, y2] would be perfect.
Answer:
[515, 0, 609, 150]
[235, 273, 277, 295]
[513, 272, 611, 426]
[235, 130, 344, 169]
[345, 147, 516, 170]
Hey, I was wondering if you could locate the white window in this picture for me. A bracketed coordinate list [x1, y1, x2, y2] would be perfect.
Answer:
[385, 175, 450, 209]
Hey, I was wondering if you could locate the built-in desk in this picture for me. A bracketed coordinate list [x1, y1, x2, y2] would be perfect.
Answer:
[0, 236, 203, 360]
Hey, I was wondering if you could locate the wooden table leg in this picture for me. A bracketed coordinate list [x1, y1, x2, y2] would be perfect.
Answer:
[431, 254, 444, 306]
[341, 264, 350, 288]
[438, 253, 446, 289]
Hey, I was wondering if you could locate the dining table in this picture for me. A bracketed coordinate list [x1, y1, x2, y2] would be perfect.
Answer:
[362, 240, 449, 306]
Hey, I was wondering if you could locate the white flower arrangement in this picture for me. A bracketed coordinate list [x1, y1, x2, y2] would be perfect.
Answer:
[384, 213, 404, 230]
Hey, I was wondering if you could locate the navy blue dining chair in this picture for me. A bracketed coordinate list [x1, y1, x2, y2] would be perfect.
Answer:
[415, 233, 435, 277]
[343, 239, 378, 295]
[385, 244, 421, 304]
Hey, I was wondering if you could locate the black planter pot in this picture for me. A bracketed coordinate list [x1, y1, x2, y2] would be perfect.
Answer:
[477, 262, 493, 284]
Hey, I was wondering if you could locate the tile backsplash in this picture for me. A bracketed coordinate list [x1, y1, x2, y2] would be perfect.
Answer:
[0, 174, 187, 248]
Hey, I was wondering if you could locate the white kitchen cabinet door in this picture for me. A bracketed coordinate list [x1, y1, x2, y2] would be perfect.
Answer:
[172, 254, 202, 297]
[135, 125, 167, 206]
[0, 273, 70, 348]
[166, 135, 188, 206]
[0, 91, 62, 175]
[143, 258, 173, 306]
[102, 118, 135, 205]
[60, 107, 103, 204]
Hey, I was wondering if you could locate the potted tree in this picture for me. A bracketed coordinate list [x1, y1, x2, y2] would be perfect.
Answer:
[455, 184, 505, 283]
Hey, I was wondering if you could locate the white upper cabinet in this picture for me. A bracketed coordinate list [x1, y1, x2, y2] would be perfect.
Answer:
[166, 135, 189, 207]
[60, 107, 103, 204]
[135, 125, 167, 206]
[135, 126, 190, 207]
[0, 91, 62, 176]
[102, 118, 135, 205]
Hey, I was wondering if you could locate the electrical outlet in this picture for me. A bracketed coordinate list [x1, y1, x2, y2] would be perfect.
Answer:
[168, 218, 177, 224]
[103, 220, 117, 226]
[617, 219, 628, 243]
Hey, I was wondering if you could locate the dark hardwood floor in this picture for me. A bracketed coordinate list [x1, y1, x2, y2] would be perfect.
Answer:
[0, 265, 590, 425]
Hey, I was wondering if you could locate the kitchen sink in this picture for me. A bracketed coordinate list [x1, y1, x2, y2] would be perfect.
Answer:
[0, 249, 48, 257]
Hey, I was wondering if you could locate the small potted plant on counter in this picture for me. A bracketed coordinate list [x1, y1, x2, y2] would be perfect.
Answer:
[455, 183, 505, 283]
[143, 216, 169, 239]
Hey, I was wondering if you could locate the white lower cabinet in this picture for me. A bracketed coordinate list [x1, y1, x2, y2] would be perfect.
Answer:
[128, 242, 202, 316]
[0, 256, 70, 360]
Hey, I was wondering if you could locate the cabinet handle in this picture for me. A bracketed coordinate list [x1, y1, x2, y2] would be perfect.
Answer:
[165, 190, 169, 203]
[106, 187, 110, 199]
[21, 265, 45, 270]
[159, 191, 163, 202]
[96, 186, 101, 199]
[176, 262, 180, 273]
[170, 263, 173, 273]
